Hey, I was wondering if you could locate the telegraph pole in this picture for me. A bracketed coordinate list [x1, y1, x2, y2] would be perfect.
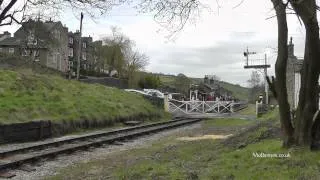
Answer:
[76, 12, 83, 80]
[264, 54, 269, 104]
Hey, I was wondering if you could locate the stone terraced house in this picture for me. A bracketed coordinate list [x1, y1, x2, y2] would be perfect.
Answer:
[0, 19, 96, 74]
[14, 19, 69, 72]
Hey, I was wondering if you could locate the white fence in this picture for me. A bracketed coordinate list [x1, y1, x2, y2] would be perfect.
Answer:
[167, 99, 237, 114]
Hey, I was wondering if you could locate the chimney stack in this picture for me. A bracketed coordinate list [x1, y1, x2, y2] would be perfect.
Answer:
[288, 37, 294, 57]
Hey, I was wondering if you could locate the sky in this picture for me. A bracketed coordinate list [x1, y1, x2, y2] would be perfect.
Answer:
[0, 0, 307, 87]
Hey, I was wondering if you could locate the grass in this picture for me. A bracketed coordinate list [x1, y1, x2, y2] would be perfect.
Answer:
[0, 69, 163, 124]
[238, 104, 256, 116]
[204, 118, 255, 127]
[259, 107, 280, 122]
[46, 106, 320, 180]
[218, 81, 249, 101]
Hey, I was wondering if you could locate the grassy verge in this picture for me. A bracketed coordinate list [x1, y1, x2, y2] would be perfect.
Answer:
[238, 104, 256, 116]
[47, 108, 320, 180]
[0, 69, 163, 125]
[204, 118, 254, 127]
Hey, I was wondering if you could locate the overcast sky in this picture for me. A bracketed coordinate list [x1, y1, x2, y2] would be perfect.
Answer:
[0, 0, 307, 87]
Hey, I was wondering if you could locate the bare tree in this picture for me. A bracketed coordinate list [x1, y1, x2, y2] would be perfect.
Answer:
[248, 71, 264, 103]
[102, 27, 134, 77]
[266, 0, 320, 148]
[290, 0, 320, 147]
[0, 0, 122, 27]
[125, 51, 149, 87]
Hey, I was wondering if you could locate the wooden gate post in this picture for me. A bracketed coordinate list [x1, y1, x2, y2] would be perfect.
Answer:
[230, 102, 234, 113]
[202, 101, 205, 113]
[164, 93, 169, 112]
[256, 101, 259, 117]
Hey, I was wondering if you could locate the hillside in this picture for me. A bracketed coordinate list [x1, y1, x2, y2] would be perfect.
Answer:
[0, 69, 162, 125]
[157, 74, 249, 100]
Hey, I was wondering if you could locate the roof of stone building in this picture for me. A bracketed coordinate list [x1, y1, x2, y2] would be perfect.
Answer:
[0, 37, 21, 46]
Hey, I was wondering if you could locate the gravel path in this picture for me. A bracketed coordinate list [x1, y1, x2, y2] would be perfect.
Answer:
[7, 122, 201, 180]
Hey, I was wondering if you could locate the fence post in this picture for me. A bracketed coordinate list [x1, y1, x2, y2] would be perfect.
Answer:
[202, 101, 205, 113]
[39, 120, 43, 140]
[164, 93, 169, 112]
[230, 102, 234, 113]
[256, 101, 259, 118]
[186, 102, 188, 113]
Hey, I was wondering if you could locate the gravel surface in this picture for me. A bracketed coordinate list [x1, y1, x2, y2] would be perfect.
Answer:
[7, 122, 201, 180]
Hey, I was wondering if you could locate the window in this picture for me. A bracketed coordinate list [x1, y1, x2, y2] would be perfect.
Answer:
[9, 48, 14, 54]
[54, 30, 60, 40]
[27, 32, 35, 45]
[82, 42, 86, 48]
[68, 61, 73, 70]
[69, 37, 73, 44]
[0, 48, 2, 52]
[82, 52, 86, 60]
[68, 48, 73, 57]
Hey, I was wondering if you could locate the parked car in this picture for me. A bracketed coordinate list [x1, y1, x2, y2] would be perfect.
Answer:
[124, 89, 149, 96]
[143, 89, 164, 98]
[169, 93, 184, 100]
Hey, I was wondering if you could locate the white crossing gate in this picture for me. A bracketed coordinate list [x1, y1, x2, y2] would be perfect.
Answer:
[168, 99, 235, 114]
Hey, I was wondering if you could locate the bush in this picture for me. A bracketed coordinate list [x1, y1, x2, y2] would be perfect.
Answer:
[138, 74, 161, 89]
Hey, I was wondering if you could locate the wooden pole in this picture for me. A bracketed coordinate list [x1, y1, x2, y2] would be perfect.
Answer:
[76, 12, 83, 80]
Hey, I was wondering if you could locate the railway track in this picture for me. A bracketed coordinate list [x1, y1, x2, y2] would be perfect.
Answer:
[0, 118, 201, 178]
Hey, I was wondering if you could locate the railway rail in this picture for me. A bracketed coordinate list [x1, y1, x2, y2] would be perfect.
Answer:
[0, 118, 201, 177]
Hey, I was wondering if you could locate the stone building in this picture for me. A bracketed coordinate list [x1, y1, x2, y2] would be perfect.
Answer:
[14, 19, 69, 72]
[67, 31, 94, 75]
[0, 32, 21, 56]
[287, 38, 319, 110]
[0, 20, 97, 75]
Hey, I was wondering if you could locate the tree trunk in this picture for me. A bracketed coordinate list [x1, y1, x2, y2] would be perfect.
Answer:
[271, 0, 295, 147]
[291, 0, 320, 147]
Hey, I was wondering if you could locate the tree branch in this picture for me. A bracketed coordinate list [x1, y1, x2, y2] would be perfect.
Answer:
[266, 75, 277, 99]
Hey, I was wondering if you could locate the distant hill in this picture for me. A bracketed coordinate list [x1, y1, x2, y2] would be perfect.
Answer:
[155, 74, 249, 101]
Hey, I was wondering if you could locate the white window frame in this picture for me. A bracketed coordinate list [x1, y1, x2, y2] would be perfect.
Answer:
[82, 42, 86, 48]
[54, 30, 60, 40]
[68, 61, 73, 70]
[27, 31, 35, 45]
[68, 48, 73, 57]
[69, 37, 73, 44]
[9, 48, 14, 54]
[82, 52, 86, 60]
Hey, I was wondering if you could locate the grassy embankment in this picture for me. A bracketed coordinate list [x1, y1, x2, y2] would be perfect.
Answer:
[0, 69, 167, 132]
[47, 107, 320, 180]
